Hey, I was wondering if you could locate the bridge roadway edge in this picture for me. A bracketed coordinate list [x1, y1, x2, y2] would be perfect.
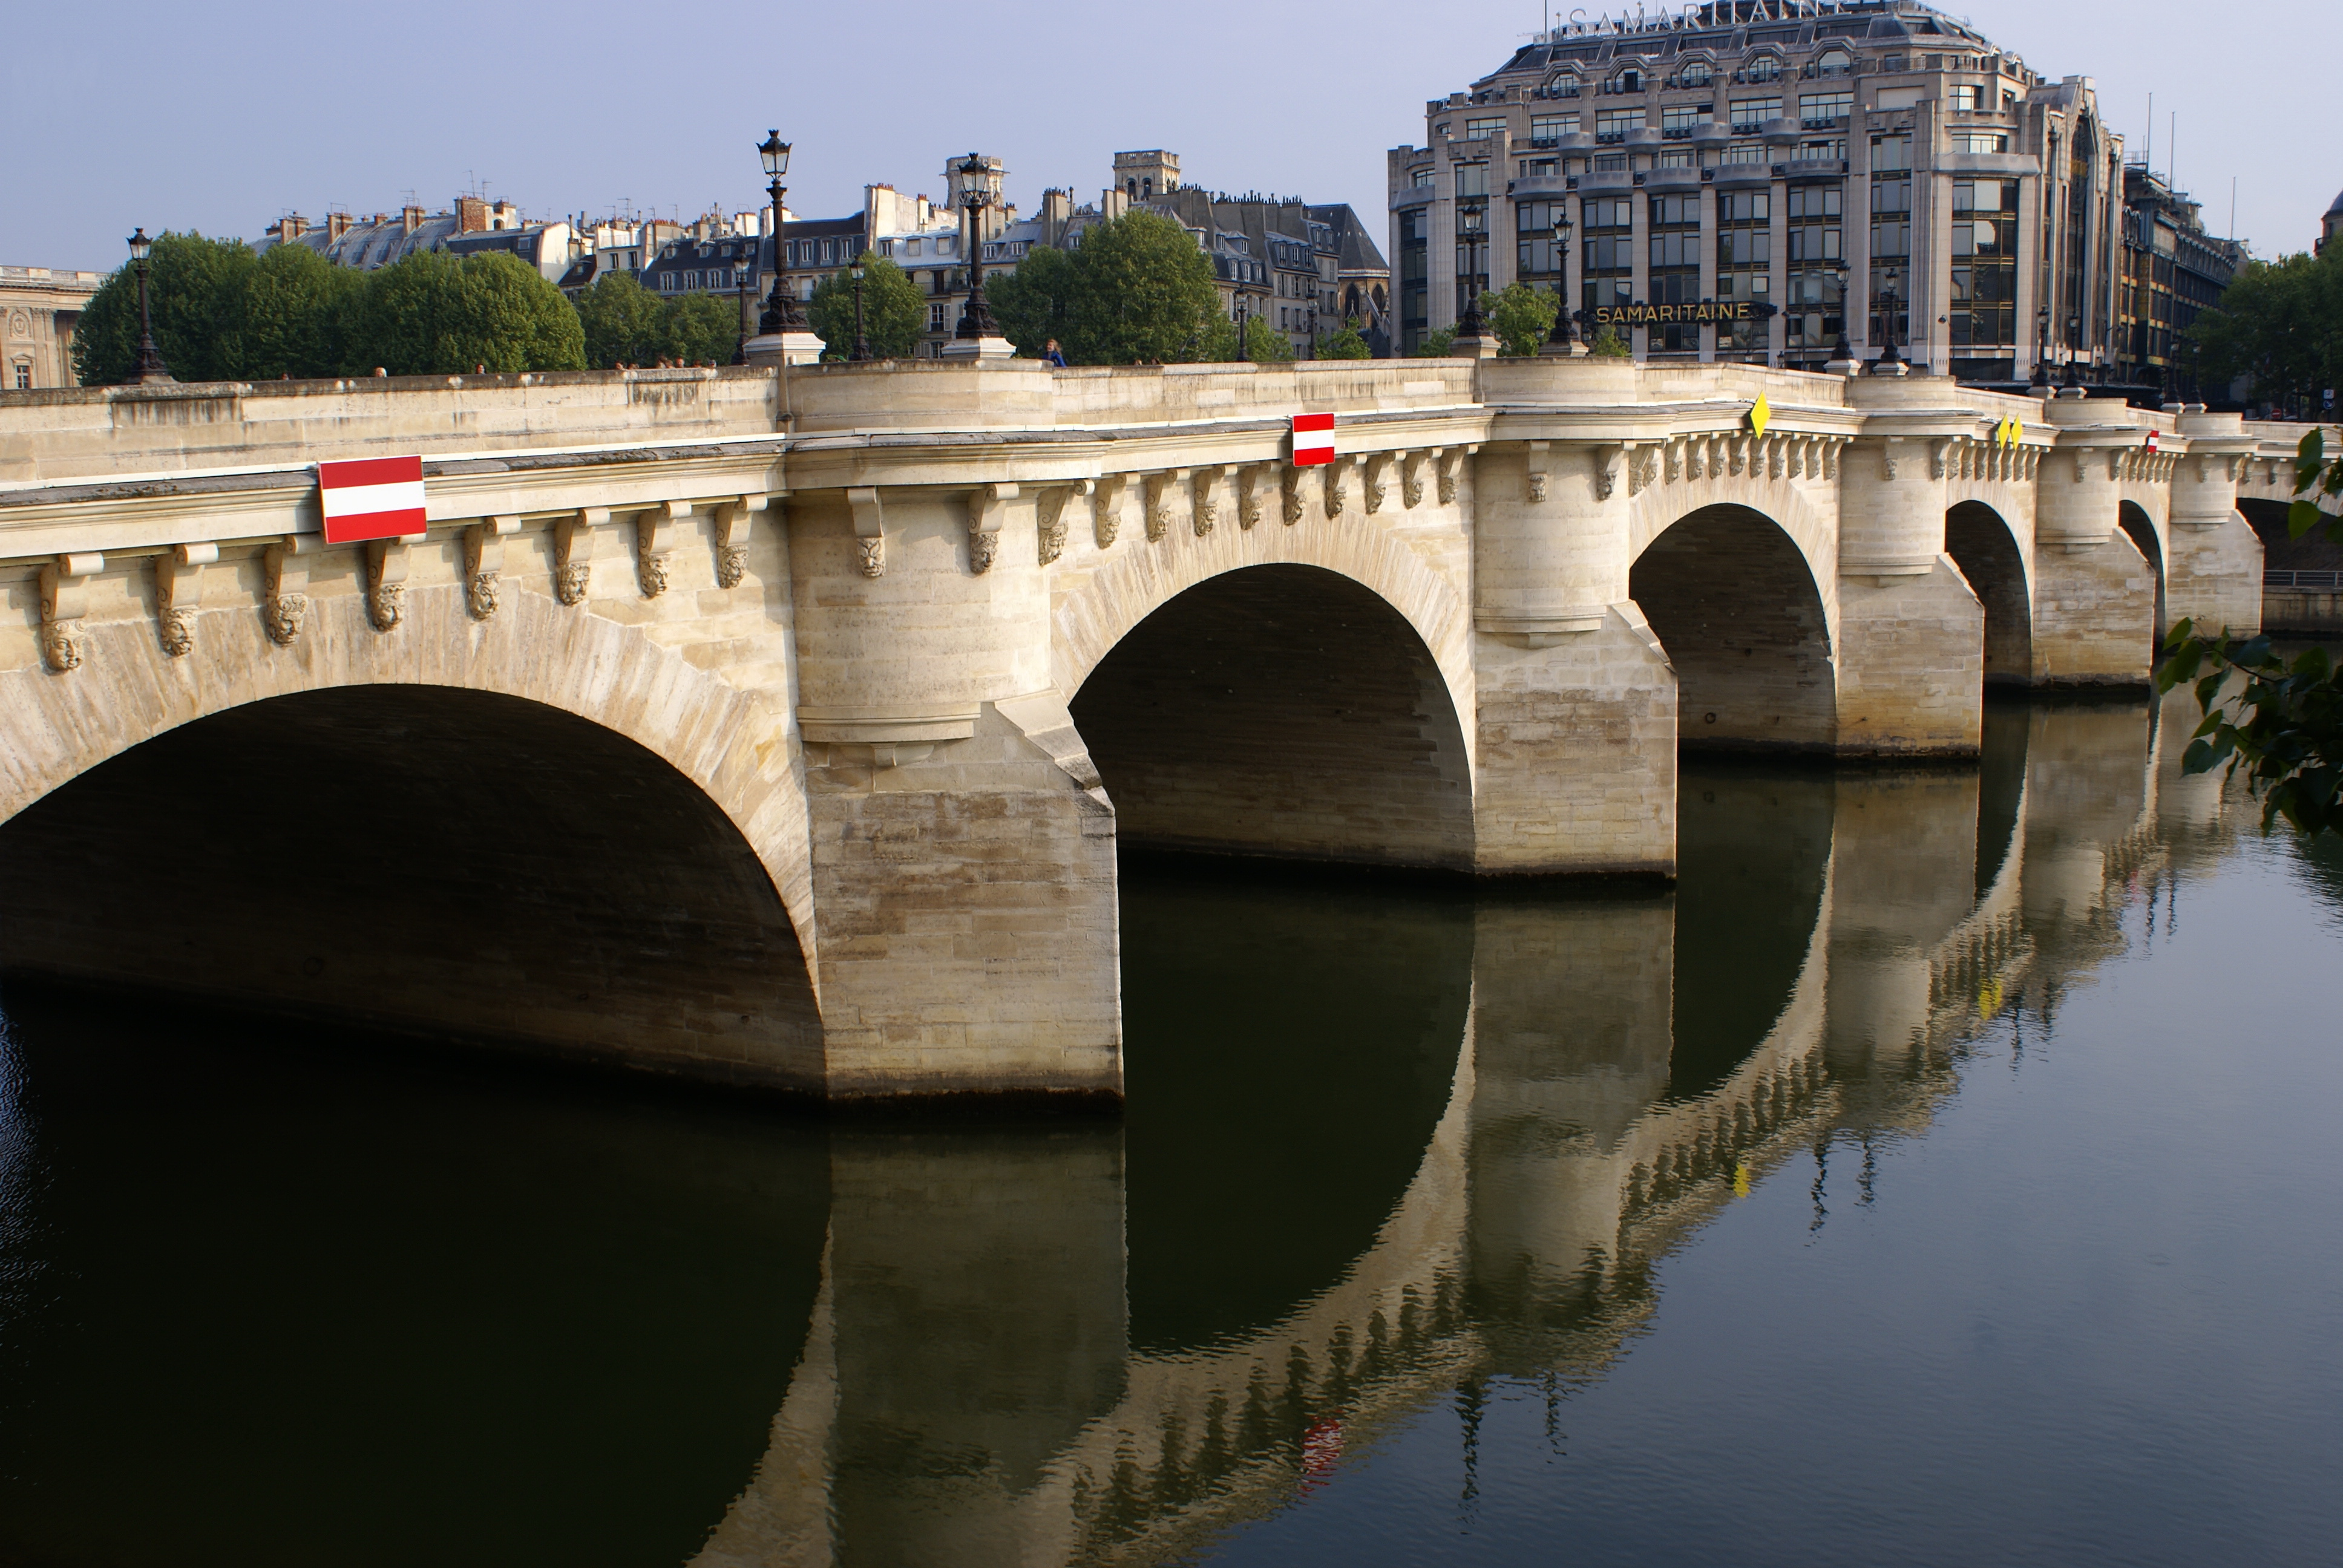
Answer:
[0, 362, 2320, 1100]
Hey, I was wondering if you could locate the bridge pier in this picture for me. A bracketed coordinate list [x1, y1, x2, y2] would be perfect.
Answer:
[1833, 434, 1985, 754]
[2164, 408, 2264, 638]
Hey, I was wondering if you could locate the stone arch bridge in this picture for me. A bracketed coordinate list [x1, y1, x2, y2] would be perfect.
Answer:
[0, 362, 2321, 1100]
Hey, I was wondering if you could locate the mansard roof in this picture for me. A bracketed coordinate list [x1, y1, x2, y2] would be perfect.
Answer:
[1481, 0, 1996, 86]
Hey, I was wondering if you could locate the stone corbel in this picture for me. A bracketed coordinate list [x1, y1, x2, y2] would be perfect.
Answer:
[1323, 454, 1351, 519]
[1878, 439, 1899, 483]
[554, 508, 606, 604]
[1365, 451, 1395, 512]
[844, 488, 886, 577]
[1594, 444, 1622, 501]
[966, 482, 1017, 573]
[1090, 474, 1127, 547]
[1925, 439, 1948, 481]
[637, 500, 690, 597]
[1662, 438, 1682, 486]
[1821, 437, 1841, 481]
[1280, 466, 1305, 524]
[712, 494, 770, 588]
[1524, 442, 1550, 503]
[364, 534, 422, 631]
[1037, 482, 1083, 563]
[1191, 466, 1231, 535]
[1237, 465, 1272, 529]
[464, 515, 520, 619]
[263, 537, 315, 647]
[1142, 470, 1184, 541]
[36, 552, 101, 671]
[1437, 448, 1466, 505]
[1729, 434, 1748, 477]
[1402, 449, 1432, 508]
[154, 543, 214, 658]
[2103, 449, 2123, 483]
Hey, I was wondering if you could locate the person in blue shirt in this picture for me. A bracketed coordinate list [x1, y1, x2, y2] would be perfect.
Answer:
[1043, 339, 1068, 367]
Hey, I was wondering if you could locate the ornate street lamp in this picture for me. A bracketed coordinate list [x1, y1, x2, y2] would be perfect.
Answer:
[2063, 315, 2083, 387]
[730, 261, 751, 365]
[1453, 207, 1491, 350]
[756, 131, 805, 333]
[1873, 264, 1905, 370]
[1234, 291, 1249, 362]
[126, 228, 172, 384]
[1541, 206, 1580, 354]
[848, 260, 870, 362]
[2031, 305, 2051, 388]
[952, 152, 1000, 341]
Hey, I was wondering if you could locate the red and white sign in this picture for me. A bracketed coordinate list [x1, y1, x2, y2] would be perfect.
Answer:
[2145, 430, 2161, 452]
[1291, 412, 1335, 466]
[317, 455, 427, 544]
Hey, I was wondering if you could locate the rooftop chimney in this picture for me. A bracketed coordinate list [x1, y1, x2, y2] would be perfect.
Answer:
[402, 205, 425, 235]
[456, 196, 488, 234]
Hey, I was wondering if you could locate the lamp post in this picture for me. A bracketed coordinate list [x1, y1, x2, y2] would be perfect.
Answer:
[1873, 264, 1905, 369]
[2031, 305, 2051, 387]
[952, 152, 1000, 341]
[848, 261, 870, 362]
[1234, 291, 1249, 362]
[2063, 315, 2082, 387]
[756, 131, 805, 334]
[731, 262, 751, 365]
[1541, 206, 1580, 354]
[126, 228, 172, 384]
[1453, 207, 1491, 349]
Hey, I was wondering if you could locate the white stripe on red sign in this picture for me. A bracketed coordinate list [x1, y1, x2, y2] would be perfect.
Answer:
[1291, 412, 1335, 467]
[318, 455, 427, 544]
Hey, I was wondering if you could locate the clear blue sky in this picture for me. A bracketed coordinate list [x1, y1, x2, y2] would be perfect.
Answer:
[5, 0, 2331, 272]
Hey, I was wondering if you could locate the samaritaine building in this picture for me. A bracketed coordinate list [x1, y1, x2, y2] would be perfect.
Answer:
[1390, 0, 2125, 381]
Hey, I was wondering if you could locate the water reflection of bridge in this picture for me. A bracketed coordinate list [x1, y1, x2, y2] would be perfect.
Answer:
[693, 687, 2240, 1567]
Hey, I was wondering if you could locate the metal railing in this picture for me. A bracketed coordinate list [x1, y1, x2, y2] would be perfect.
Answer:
[2266, 570, 2343, 590]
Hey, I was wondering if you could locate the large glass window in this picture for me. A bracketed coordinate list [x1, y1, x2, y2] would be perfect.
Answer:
[1951, 178, 2020, 347]
[1596, 108, 1643, 143]
[1453, 161, 1489, 198]
[1466, 117, 1507, 140]
[1679, 59, 1713, 87]
[1454, 202, 1490, 318]
[1663, 104, 1710, 138]
[1786, 183, 1845, 353]
[1398, 207, 1429, 353]
[1648, 194, 1703, 350]
[1799, 91, 1852, 126]
[1516, 198, 1568, 278]
[1731, 96, 1781, 132]
[1744, 55, 1781, 82]
[1722, 142, 1768, 164]
[1716, 190, 1771, 354]
[1581, 196, 1634, 317]
[1530, 113, 1579, 143]
[1949, 84, 1984, 112]
[1953, 131, 2010, 154]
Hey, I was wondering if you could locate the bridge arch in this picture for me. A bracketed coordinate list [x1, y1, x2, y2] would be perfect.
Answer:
[1628, 501, 1837, 753]
[2118, 498, 2167, 640]
[1945, 499, 2034, 686]
[0, 583, 823, 1088]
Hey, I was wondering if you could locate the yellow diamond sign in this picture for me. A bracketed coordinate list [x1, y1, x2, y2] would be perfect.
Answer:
[1749, 393, 1771, 439]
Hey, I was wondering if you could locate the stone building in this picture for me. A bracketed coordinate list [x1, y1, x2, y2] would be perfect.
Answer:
[1390, 0, 2125, 381]
[2320, 188, 2342, 256]
[0, 266, 103, 390]
[2114, 166, 2242, 401]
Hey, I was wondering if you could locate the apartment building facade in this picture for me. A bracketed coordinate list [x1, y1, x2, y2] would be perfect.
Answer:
[1389, 0, 2125, 381]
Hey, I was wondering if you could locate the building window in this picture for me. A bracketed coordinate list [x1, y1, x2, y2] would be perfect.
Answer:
[1466, 117, 1507, 139]
[1595, 107, 1642, 143]
[1519, 158, 1558, 177]
[876, 238, 893, 256]
[1798, 138, 1847, 162]
[1592, 152, 1629, 172]
[1611, 68, 1642, 94]
[1412, 166, 1435, 187]
[13, 365, 28, 390]
[929, 302, 946, 332]
[1717, 191, 1771, 355]
[1453, 160, 1489, 198]
[1659, 148, 1695, 168]
[1530, 113, 1579, 143]
[1814, 49, 1853, 78]
[1952, 178, 2020, 347]
[1744, 55, 1781, 83]
[1548, 75, 1581, 98]
[1515, 198, 1567, 276]
[1400, 206, 1430, 352]
[1953, 131, 2010, 154]
[1731, 96, 1781, 132]
[1581, 197, 1634, 317]
[1649, 194, 1703, 350]
[1662, 105, 1709, 138]
[1799, 91, 1852, 127]
[1786, 184, 1846, 351]
[1722, 142, 1768, 164]
[1679, 60, 1713, 88]
[1949, 84, 1984, 112]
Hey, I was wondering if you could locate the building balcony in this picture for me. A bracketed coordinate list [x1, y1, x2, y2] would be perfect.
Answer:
[1595, 131, 1627, 145]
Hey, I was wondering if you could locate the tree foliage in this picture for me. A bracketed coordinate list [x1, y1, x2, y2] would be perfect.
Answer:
[2158, 429, 2343, 834]
[658, 290, 744, 367]
[341, 251, 584, 375]
[1243, 315, 1295, 363]
[1480, 282, 1560, 358]
[1317, 318, 1372, 359]
[1588, 323, 1632, 359]
[808, 253, 926, 360]
[576, 272, 669, 367]
[73, 231, 259, 385]
[75, 234, 585, 382]
[1411, 327, 1457, 358]
[2188, 247, 2343, 417]
[987, 212, 1223, 365]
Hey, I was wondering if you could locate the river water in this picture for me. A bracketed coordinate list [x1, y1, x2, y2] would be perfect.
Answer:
[1, 688, 2338, 1566]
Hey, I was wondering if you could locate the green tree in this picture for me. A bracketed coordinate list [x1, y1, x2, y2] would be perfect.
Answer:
[576, 272, 667, 368]
[340, 250, 585, 375]
[809, 253, 926, 359]
[2159, 429, 2343, 834]
[1060, 211, 1224, 364]
[1243, 315, 1295, 363]
[1411, 326, 1457, 358]
[229, 243, 366, 380]
[656, 291, 745, 365]
[71, 231, 258, 385]
[1588, 323, 1632, 359]
[2188, 247, 2343, 417]
[988, 244, 1074, 358]
[1480, 282, 1560, 357]
[1317, 318, 1372, 359]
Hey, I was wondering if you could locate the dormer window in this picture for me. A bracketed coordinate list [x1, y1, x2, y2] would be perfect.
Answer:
[1548, 73, 1582, 98]
[1815, 49, 1852, 78]
[1745, 54, 1781, 82]
[1612, 67, 1642, 93]
[1679, 60, 1713, 88]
